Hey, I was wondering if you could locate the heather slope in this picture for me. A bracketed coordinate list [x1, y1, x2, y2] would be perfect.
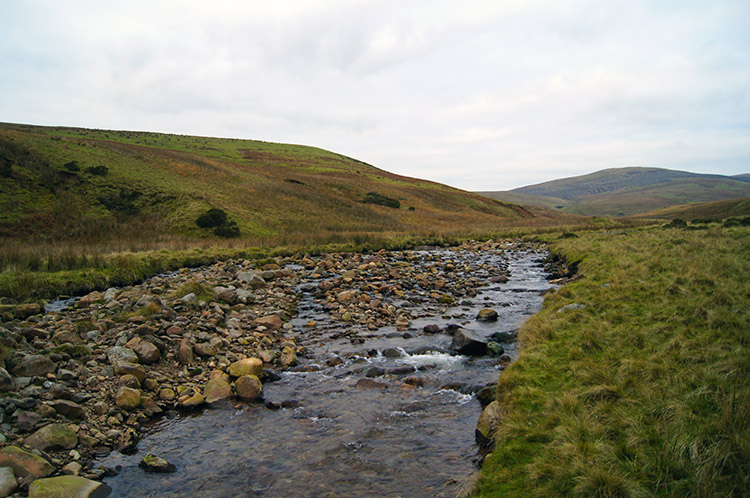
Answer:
[0, 122, 551, 243]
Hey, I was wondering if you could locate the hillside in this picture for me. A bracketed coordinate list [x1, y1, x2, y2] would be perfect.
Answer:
[0, 122, 561, 243]
[478, 167, 750, 217]
[637, 196, 750, 220]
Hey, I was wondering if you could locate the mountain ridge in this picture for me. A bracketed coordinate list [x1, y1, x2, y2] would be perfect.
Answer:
[478, 167, 750, 217]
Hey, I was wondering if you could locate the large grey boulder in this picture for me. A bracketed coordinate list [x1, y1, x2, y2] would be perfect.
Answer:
[450, 329, 488, 356]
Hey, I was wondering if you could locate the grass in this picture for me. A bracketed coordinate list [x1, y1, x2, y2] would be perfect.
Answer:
[1, 122, 561, 242]
[472, 225, 750, 497]
[0, 218, 648, 303]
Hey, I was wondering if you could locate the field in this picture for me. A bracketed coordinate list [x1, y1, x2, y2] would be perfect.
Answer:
[473, 225, 750, 497]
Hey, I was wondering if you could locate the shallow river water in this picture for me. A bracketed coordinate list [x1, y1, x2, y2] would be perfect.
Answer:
[95, 247, 554, 497]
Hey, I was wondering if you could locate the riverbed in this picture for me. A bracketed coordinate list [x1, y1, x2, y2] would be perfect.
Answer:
[95, 246, 554, 497]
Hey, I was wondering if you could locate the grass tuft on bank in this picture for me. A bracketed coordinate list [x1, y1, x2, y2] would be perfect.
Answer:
[473, 225, 750, 497]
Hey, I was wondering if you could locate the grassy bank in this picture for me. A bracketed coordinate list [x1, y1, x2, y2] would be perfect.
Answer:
[473, 226, 749, 496]
[0, 218, 645, 304]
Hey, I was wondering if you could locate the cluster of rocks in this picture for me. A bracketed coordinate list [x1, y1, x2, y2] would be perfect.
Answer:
[0, 239, 551, 496]
[0, 259, 306, 496]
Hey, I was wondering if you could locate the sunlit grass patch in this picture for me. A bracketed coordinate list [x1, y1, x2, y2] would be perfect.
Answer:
[473, 226, 750, 497]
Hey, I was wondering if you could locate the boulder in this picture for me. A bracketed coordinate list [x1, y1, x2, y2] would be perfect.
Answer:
[77, 291, 103, 308]
[0, 466, 17, 497]
[28, 475, 110, 498]
[107, 346, 138, 365]
[16, 411, 42, 432]
[252, 315, 282, 331]
[355, 378, 387, 390]
[486, 341, 505, 357]
[178, 338, 194, 365]
[132, 341, 160, 365]
[50, 400, 85, 419]
[12, 355, 56, 377]
[0, 446, 54, 479]
[139, 453, 176, 473]
[490, 331, 517, 342]
[114, 362, 146, 383]
[213, 286, 238, 304]
[115, 387, 142, 411]
[237, 271, 266, 289]
[193, 342, 217, 357]
[25, 423, 78, 451]
[180, 293, 196, 304]
[14, 303, 42, 319]
[228, 357, 262, 378]
[450, 329, 488, 356]
[178, 392, 204, 408]
[280, 346, 297, 368]
[235, 375, 262, 401]
[203, 377, 232, 404]
[475, 400, 503, 448]
[476, 308, 499, 322]
[0, 367, 13, 392]
[52, 330, 82, 345]
[423, 324, 441, 334]
[235, 289, 254, 304]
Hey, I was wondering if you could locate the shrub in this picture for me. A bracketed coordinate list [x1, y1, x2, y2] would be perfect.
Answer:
[63, 160, 80, 172]
[362, 192, 400, 209]
[214, 221, 240, 238]
[196, 208, 228, 228]
[85, 165, 108, 176]
[195, 208, 240, 237]
[663, 218, 688, 229]
[723, 216, 750, 227]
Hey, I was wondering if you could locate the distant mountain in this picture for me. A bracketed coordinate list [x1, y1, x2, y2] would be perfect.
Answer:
[478, 167, 750, 217]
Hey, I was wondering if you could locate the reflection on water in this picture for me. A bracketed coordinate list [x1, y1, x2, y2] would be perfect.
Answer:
[97, 248, 553, 497]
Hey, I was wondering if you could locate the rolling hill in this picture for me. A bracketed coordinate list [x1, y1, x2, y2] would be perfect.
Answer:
[478, 167, 750, 217]
[637, 196, 750, 220]
[0, 122, 567, 244]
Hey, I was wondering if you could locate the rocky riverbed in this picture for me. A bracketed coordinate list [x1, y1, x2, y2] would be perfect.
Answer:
[0, 240, 567, 497]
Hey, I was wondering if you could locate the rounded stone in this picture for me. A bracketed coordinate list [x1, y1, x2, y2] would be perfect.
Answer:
[235, 375, 263, 401]
[228, 357, 262, 378]
[203, 377, 232, 404]
[25, 423, 78, 451]
[115, 386, 142, 411]
[28, 475, 109, 498]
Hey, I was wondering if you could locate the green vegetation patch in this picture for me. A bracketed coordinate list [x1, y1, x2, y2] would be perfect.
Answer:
[473, 226, 750, 497]
[361, 191, 400, 209]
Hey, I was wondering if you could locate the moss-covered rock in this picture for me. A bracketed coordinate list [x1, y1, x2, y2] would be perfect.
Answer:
[139, 453, 176, 473]
[0, 446, 55, 479]
[475, 400, 503, 449]
[25, 423, 78, 451]
[203, 377, 232, 404]
[28, 475, 110, 498]
[115, 386, 142, 411]
[228, 357, 262, 378]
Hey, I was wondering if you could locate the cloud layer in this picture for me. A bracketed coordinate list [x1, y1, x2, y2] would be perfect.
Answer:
[2, 0, 748, 190]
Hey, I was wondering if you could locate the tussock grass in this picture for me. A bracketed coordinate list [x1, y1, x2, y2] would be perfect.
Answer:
[473, 226, 750, 497]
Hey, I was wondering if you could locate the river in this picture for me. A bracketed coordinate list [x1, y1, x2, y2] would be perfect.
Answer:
[94, 246, 554, 497]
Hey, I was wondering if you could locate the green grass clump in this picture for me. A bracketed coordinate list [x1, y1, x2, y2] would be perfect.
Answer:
[473, 225, 750, 497]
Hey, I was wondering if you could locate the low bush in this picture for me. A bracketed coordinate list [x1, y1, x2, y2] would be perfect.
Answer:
[362, 192, 400, 209]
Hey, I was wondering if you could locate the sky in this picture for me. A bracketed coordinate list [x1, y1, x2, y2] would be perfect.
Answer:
[1, 0, 748, 191]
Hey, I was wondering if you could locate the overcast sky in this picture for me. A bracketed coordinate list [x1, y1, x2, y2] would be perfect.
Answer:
[1, 0, 748, 190]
